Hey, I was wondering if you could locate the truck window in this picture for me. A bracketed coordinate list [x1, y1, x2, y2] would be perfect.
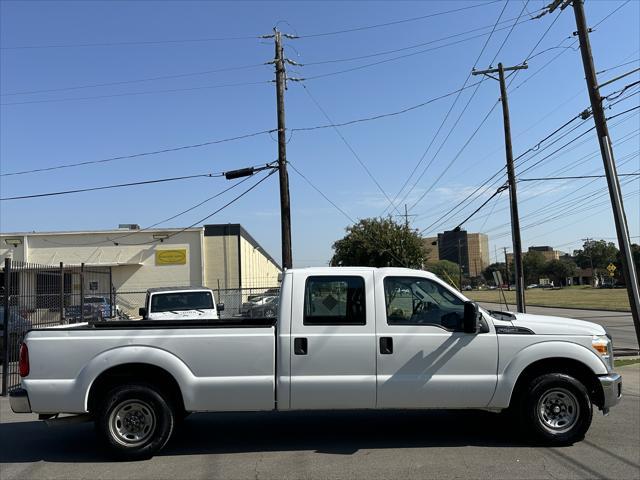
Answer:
[303, 276, 366, 325]
[384, 277, 465, 331]
[150, 291, 214, 313]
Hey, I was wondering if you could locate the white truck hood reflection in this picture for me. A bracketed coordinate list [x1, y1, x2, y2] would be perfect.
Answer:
[509, 312, 606, 336]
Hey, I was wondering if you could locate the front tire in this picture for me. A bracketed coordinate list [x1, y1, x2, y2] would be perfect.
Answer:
[521, 373, 592, 445]
[95, 384, 175, 460]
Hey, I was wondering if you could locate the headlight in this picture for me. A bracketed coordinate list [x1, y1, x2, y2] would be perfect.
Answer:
[592, 334, 613, 370]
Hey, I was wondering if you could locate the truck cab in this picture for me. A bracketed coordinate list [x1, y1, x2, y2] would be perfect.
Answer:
[138, 286, 223, 321]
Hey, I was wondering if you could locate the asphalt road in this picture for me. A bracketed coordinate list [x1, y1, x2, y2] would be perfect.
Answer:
[480, 302, 639, 352]
[1, 364, 638, 480]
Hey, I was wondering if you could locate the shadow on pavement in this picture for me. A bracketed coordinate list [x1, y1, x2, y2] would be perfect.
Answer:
[0, 409, 533, 463]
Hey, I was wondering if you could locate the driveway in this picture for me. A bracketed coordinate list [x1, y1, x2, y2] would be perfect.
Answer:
[1, 364, 638, 480]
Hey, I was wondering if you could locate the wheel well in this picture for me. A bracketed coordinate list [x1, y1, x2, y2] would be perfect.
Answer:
[510, 357, 604, 409]
[87, 363, 185, 414]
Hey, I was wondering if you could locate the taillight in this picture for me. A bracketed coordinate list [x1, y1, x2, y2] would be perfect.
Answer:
[19, 343, 29, 377]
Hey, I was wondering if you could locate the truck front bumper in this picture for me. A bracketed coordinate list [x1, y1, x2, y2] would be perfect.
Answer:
[9, 388, 32, 413]
[598, 373, 622, 413]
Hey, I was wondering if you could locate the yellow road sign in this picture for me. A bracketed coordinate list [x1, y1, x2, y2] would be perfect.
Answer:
[607, 263, 617, 273]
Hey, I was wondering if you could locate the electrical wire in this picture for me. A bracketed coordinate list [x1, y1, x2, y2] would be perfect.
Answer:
[520, 173, 640, 181]
[296, 1, 507, 38]
[300, 83, 402, 216]
[1, 63, 268, 97]
[1, 79, 271, 106]
[0, 172, 224, 201]
[1, 129, 276, 177]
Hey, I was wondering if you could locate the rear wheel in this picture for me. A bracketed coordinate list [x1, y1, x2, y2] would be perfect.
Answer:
[520, 373, 592, 445]
[95, 384, 175, 460]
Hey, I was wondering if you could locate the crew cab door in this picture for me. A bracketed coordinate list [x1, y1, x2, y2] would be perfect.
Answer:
[289, 271, 376, 409]
[375, 274, 498, 408]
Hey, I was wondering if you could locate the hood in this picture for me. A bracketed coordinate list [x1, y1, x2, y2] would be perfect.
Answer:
[509, 312, 606, 336]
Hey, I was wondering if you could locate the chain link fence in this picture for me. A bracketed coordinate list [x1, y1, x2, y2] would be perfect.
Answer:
[1, 259, 113, 394]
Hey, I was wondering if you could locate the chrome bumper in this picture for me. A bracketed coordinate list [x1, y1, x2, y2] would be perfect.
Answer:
[9, 388, 32, 413]
[598, 373, 622, 413]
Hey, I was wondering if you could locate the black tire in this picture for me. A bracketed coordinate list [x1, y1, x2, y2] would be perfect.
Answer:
[95, 384, 175, 460]
[520, 373, 592, 446]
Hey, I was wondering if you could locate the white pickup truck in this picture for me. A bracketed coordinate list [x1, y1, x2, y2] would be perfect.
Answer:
[10, 267, 621, 459]
[138, 286, 223, 321]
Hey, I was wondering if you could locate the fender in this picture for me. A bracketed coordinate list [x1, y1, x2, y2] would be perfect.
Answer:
[78, 345, 195, 412]
[489, 340, 608, 408]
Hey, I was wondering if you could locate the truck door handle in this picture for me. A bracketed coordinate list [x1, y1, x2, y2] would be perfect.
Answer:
[294, 337, 308, 355]
[380, 337, 393, 354]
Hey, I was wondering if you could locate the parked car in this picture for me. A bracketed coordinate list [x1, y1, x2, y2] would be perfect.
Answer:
[527, 284, 539, 289]
[10, 267, 622, 460]
[138, 286, 224, 321]
[242, 295, 279, 318]
[65, 296, 114, 323]
[0, 306, 32, 362]
[246, 287, 280, 303]
[463, 285, 473, 291]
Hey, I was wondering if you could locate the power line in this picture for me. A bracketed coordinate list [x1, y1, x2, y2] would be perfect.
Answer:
[0, 172, 224, 201]
[117, 169, 277, 246]
[1, 129, 276, 177]
[36, 173, 257, 247]
[1, 63, 268, 97]
[300, 83, 402, 216]
[385, 0, 511, 215]
[519, 173, 640, 182]
[297, 1, 507, 38]
[1, 79, 271, 106]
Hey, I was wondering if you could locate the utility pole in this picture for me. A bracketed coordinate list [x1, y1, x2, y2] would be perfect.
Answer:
[458, 239, 463, 291]
[273, 29, 293, 269]
[473, 63, 528, 313]
[504, 247, 510, 289]
[570, 0, 640, 345]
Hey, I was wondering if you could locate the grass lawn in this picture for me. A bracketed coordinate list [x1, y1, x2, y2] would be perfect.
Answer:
[615, 358, 640, 367]
[465, 286, 631, 312]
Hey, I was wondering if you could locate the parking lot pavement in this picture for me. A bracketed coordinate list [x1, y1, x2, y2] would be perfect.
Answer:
[479, 302, 639, 352]
[1, 364, 638, 480]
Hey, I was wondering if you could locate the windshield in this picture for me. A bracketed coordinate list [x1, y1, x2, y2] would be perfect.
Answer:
[150, 291, 214, 313]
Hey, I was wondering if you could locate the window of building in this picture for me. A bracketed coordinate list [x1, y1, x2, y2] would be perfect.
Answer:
[384, 276, 465, 330]
[303, 276, 366, 325]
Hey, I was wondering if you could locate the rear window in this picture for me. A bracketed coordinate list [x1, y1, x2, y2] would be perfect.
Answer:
[150, 291, 214, 312]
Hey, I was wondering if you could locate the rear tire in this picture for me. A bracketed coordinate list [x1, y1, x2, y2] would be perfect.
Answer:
[95, 384, 175, 460]
[520, 373, 592, 446]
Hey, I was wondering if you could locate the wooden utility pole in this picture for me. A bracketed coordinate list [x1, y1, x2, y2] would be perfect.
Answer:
[473, 63, 528, 313]
[273, 29, 293, 269]
[571, 0, 640, 344]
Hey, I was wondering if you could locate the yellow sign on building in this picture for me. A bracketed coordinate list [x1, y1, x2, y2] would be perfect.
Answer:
[156, 249, 187, 265]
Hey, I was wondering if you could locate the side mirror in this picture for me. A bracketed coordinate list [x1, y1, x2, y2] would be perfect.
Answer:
[138, 307, 147, 318]
[217, 303, 225, 312]
[463, 301, 480, 334]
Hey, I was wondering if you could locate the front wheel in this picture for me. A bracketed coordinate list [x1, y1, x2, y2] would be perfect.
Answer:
[521, 373, 592, 445]
[95, 384, 175, 460]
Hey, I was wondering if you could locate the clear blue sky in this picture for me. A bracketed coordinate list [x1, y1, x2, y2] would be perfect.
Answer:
[1, 0, 638, 267]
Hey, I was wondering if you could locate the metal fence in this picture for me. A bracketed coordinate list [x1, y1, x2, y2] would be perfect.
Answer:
[1, 258, 113, 395]
[115, 286, 280, 319]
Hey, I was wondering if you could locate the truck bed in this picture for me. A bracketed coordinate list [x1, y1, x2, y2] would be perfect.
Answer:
[23, 320, 277, 414]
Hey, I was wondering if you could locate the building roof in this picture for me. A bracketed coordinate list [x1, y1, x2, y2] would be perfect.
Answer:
[0, 227, 203, 237]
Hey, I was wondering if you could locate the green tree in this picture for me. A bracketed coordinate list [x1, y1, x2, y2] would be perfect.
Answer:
[522, 251, 546, 285]
[614, 243, 640, 283]
[482, 262, 507, 284]
[543, 259, 577, 286]
[425, 260, 461, 288]
[330, 218, 427, 268]
[574, 239, 619, 270]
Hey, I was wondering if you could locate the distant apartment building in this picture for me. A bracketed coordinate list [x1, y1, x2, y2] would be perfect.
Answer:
[423, 230, 490, 277]
[507, 245, 564, 266]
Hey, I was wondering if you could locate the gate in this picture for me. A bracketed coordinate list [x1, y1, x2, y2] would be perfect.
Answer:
[1, 258, 113, 395]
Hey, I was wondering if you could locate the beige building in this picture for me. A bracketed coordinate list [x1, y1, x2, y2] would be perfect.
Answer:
[0, 224, 281, 293]
[424, 230, 490, 278]
[507, 246, 563, 266]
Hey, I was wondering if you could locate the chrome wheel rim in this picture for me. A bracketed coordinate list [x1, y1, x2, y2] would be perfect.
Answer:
[108, 399, 156, 447]
[537, 388, 580, 434]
